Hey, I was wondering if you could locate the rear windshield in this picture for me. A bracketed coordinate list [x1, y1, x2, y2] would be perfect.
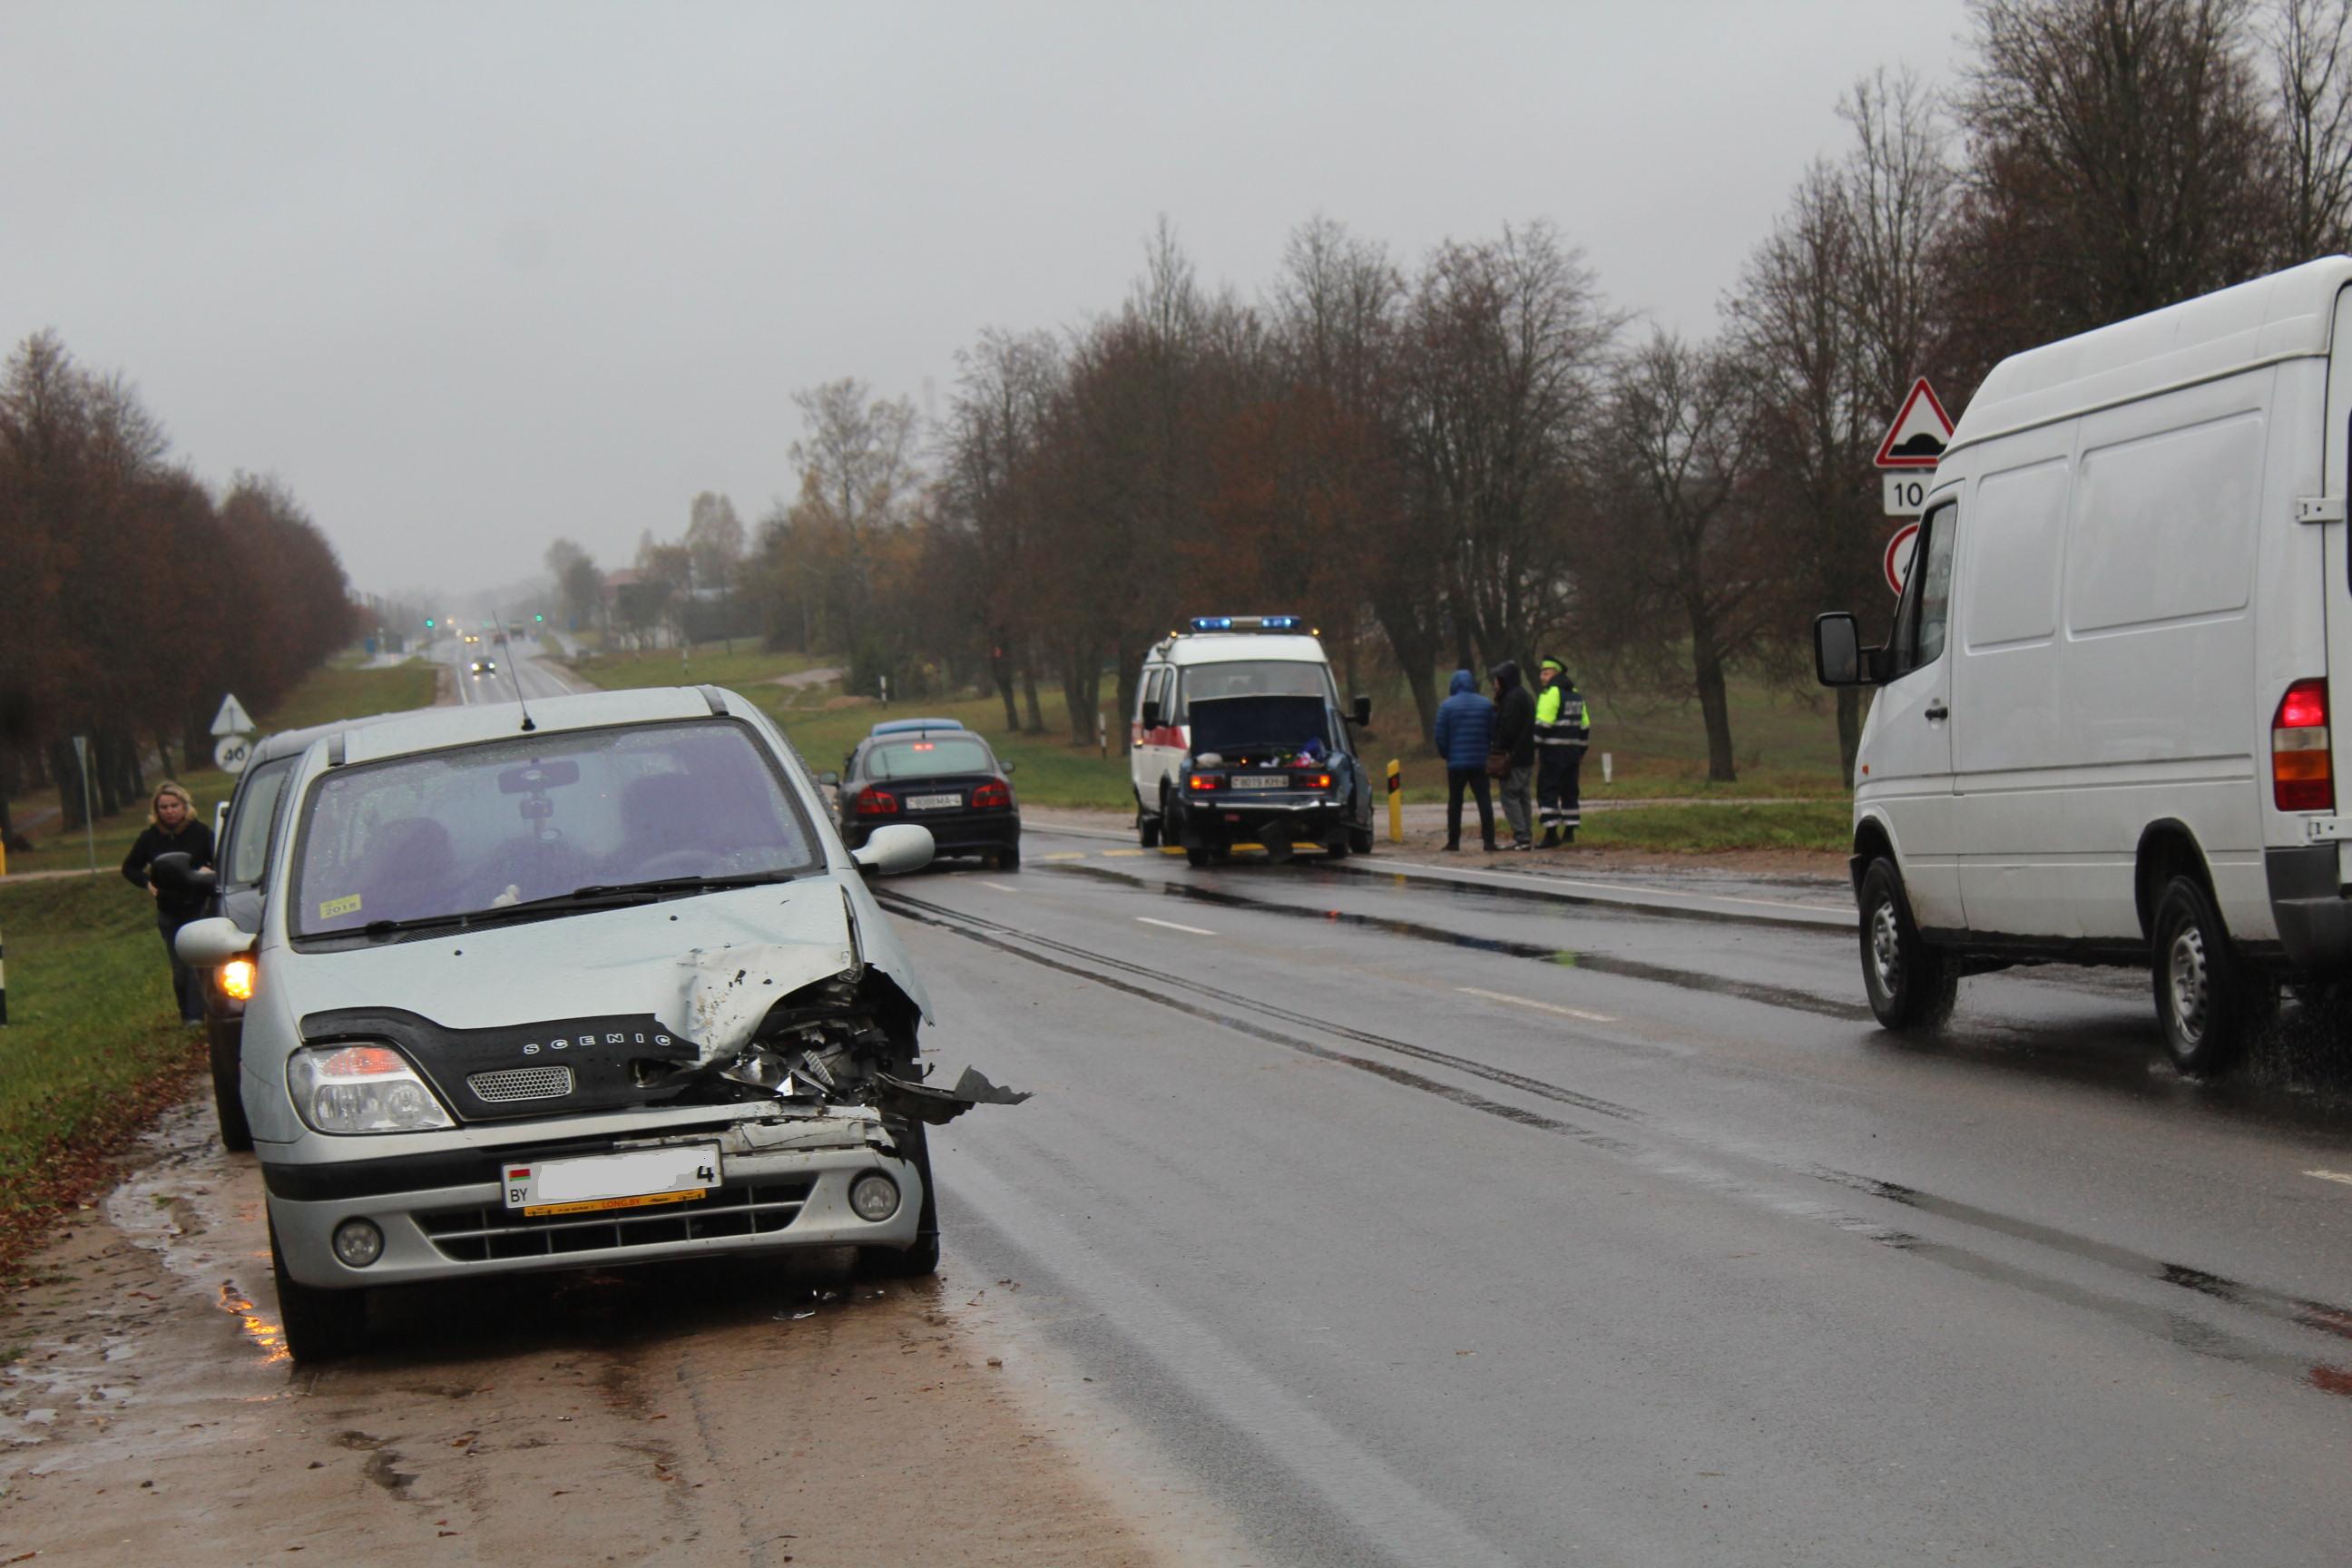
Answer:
[289, 720, 818, 936]
[867, 737, 995, 779]
[223, 755, 297, 887]
[1178, 660, 1334, 719]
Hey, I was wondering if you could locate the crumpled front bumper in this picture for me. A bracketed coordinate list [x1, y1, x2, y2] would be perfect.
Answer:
[266, 1111, 922, 1289]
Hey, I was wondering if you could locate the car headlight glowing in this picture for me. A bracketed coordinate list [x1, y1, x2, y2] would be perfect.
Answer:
[288, 1044, 456, 1134]
[218, 957, 257, 1001]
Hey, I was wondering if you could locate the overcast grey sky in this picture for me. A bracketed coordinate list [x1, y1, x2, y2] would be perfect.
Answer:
[3, 1, 1974, 601]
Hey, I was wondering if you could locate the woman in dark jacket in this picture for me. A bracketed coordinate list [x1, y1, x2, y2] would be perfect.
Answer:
[1431, 669, 1497, 851]
[122, 781, 217, 1025]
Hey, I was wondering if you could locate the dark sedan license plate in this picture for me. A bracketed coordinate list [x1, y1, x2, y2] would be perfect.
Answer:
[1230, 775, 1289, 789]
[905, 793, 963, 809]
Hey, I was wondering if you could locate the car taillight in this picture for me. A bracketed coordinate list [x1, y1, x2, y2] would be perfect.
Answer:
[1187, 773, 1220, 791]
[1308, 773, 1332, 789]
[2273, 678, 2334, 812]
[853, 787, 899, 817]
[972, 780, 1011, 809]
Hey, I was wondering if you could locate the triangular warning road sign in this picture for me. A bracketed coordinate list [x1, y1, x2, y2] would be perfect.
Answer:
[210, 693, 255, 737]
[1874, 377, 1955, 469]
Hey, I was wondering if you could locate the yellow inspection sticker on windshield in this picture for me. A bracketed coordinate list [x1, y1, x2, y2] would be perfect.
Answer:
[318, 894, 362, 921]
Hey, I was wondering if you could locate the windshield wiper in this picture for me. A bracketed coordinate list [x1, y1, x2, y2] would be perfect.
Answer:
[564, 869, 800, 899]
[343, 871, 799, 940]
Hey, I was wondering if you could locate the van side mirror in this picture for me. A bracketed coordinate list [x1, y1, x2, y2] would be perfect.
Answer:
[1350, 694, 1373, 727]
[1814, 612, 1877, 688]
[150, 850, 217, 900]
[1140, 700, 1161, 730]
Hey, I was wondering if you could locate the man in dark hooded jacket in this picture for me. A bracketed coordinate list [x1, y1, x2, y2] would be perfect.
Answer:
[1431, 669, 1496, 851]
[1490, 662, 1536, 850]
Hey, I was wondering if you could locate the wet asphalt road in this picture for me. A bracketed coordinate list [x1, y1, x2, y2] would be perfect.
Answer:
[891, 824, 2352, 1567]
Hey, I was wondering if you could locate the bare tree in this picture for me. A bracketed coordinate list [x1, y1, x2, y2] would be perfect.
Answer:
[1591, 333, 1769, 783]
[2267, 0, 2352, 255]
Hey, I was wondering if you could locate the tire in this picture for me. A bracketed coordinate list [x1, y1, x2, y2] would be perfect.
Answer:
[208, 1022, 253, 1153]
[1184, 846, 1213, 867]
[1349, 826, 1375, 855]
[858, 1124, 940, 1279]
[2151, 874, 2270, 1075]
[1325, 837, 1350, 860]
[996, 839, 1022, 872]
[1138, 797, 1161, 849]
[269, 1212, 368, 1363]
[1857, 858, 1957, 1033]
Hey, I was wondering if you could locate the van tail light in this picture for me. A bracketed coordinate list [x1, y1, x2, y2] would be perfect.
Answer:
[971, 780, 1011, 809]
[853, 787, 900, 818]
[2273, 679, 2334, 812]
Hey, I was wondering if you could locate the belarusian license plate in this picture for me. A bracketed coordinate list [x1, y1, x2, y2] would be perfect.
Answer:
[503, 1144, 720, 1217]
[905, 792, 963, 809]
[1230, 775, 1289, 789]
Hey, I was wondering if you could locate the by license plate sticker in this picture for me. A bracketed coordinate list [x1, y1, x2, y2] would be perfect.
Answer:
[905, 792, 963, 809]
[1230, 774, 1289, 789]
[504, 1144, 720, 1216]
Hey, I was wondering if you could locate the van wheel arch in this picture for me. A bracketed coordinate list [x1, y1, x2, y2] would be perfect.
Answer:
[1851, 817, 1897, 896]
[2133, 821, 2211, 941]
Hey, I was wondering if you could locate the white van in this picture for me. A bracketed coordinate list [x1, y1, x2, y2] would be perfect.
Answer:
[1817, 258, 2352, 1073]
[1131, 616, 1371, 847]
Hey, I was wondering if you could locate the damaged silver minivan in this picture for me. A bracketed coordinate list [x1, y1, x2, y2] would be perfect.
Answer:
[172, 685, 1023, 1361]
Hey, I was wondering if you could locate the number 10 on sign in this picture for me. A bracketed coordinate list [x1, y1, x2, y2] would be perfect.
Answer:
[1883, 474, 1930, 515]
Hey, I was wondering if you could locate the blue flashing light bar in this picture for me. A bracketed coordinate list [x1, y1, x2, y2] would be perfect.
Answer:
[1187, 614, 1305, 633]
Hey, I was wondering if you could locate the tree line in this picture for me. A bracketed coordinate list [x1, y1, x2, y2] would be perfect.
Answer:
[597, 0, 2352, 785]
[0, 330, 356, 839]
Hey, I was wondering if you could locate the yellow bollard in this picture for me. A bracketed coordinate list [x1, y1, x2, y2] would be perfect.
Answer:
[1386, 759, 1404, 844]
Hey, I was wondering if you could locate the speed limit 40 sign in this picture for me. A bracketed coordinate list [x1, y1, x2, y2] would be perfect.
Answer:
[213, 734, 254, 774]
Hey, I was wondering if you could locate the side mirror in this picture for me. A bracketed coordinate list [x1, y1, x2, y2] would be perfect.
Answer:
[1350, 694, 1373, 727]
[174, 916, 254, 966]
[852, 822, 935, 876]
[818, 770, 840, 789]
[1814, 612, 1876, 688]
[150, 851, 217, 900]
[1140, 700, 1161, 730]
[1000, 759, 1016, 775]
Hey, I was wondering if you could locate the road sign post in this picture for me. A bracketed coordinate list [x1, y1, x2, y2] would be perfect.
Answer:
[72, 735, 94, 876]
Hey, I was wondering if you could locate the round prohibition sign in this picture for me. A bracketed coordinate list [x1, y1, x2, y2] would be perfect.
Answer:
[1883, 521, 1920, 598]
[213, 734, 254, 774]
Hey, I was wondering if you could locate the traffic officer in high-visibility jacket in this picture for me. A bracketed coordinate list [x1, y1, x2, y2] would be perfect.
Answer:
[1533, 657, 1591, 847]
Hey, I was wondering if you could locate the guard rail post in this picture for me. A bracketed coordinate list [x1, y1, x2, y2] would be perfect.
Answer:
[1386, 759, 1403, 844]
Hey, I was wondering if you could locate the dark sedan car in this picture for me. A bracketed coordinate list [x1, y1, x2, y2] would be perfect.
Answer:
[828, 730, 1022, 870]
[1163, 693, 1374, 867]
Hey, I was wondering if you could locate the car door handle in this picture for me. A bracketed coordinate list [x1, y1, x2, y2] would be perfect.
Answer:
[1924, 701, 1950, 721]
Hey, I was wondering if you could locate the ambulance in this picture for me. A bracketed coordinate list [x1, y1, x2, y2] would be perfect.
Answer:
[1131, 616, 1373, 849]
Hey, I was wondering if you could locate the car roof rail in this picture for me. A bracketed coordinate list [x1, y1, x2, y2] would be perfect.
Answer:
[696, 684, 730, 717]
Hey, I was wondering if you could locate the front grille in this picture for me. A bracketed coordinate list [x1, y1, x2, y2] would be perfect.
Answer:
[416, 1179, 816, 1262]
[467, 1064, 575, 1103]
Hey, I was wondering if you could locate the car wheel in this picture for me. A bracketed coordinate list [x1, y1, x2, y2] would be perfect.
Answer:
[1857, 858, 1957, 1033]
[2152, 875, 2269, 1075]
[209, 1023, 253, 1153]
[1184, 846, 1213, 867]
[1325, 837, 1350, 860]
[997, 839, 1022, 872]
[269, 1212, 368, 1363]
[858, 1124, 940, 1279]
[1349, 826, 1374, 855]
[1138, 797, 1161, 849]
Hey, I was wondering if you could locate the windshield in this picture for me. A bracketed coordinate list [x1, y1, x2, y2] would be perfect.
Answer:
[289, 720, 818, 937]
[867, 736, 996, 779]
[1178, 660, 1335, 717]
[224, 756, 296, 887]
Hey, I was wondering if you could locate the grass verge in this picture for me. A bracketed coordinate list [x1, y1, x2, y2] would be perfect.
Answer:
[1575, 801, 1853, 855]
[0, 877, 205, 1279]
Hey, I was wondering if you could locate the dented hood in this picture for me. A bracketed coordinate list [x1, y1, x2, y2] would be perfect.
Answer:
[275, 876, 934, 1051]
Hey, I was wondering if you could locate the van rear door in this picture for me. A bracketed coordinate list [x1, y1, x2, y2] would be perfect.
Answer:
[2318, 289, 2352, 876]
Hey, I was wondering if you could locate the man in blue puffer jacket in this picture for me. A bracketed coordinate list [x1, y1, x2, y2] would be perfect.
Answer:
[1431, 669, 1497, 852]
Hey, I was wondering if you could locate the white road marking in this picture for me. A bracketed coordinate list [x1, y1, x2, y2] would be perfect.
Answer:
[1456, 986, 1617, 1024]
[2304, 1169, 2352, 1186]
[1137, 916, 1217, 936]
[979, 880, 1021, 894]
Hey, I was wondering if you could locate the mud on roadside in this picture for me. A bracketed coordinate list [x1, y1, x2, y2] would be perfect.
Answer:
[0, 1099, 1235, 1567]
